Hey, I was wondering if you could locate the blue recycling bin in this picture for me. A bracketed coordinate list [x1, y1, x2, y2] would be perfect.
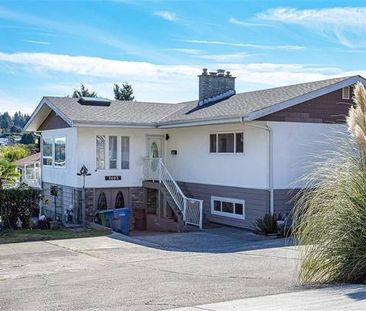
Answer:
[111, 208, 131, 235]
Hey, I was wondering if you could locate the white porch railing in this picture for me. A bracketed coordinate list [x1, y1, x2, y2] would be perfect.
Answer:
[144, 158, 203, 229]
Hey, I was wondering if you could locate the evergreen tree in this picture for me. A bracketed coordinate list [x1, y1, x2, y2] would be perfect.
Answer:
[72, 84, 98, 98]
[0, 112, 13, 133]
[113, 83, 135, 101]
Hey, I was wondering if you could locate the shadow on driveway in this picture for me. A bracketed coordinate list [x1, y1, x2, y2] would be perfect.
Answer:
[109, 226, 295, 254]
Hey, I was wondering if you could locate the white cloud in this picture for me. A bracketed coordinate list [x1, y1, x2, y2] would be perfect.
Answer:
[258, 7, 366, 48]
[166, 48, 250, 62]
[153, 10, 177, 21]
[198, 53, 249, 63]
[183, 39, 303, 51]
[23, 39, 50, 45]
[229, 17, 269, 27]
[166, 48, 202, 55]
[0, 51, 364, 110]
[0, 52, 198, 79]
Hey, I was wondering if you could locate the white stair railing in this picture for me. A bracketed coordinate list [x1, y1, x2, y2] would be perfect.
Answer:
[144, 158, 203, 229]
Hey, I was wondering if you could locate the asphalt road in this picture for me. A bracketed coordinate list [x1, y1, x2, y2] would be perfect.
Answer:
[0, 228, 298, 310]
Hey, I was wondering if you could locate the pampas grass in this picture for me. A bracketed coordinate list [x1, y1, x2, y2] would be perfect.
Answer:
[294, 82, 366, 284]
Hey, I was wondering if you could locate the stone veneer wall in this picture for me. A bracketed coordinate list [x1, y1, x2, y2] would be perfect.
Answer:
[145, 188, 158, 214]
[129, 187, 145, 209]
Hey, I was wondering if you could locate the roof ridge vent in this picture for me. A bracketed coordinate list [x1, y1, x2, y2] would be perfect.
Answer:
[78, 97, 111, 106]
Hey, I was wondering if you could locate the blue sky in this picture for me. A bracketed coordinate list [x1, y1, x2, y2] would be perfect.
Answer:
[1, 0, 366, 114]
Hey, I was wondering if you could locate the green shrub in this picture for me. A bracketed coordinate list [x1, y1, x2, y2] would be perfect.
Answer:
[0, 158, 19, 189]
[0, 188, 41, 229]
[0, 144, 29, 162]
[254, 213, 278, 235]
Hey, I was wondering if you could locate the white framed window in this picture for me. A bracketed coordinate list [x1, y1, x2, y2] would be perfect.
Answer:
[96, 135, 106, 170]
[209, 132, 244, 154]
[54, 137, 66, 167]
[121, 136, 130, 169]
[211, 196, 245, 219]
[342, 86, 350, 100]
[109, 136, 117, 169]
[42, 138, 53, 166]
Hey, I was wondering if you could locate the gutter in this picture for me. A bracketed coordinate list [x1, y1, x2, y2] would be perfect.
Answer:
[240, 117, 274, 215]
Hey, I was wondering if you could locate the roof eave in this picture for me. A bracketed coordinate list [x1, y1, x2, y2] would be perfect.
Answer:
[24, 97, 73, 132]
[157, 116, 242, 128]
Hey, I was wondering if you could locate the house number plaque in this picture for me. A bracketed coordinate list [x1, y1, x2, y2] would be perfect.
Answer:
[105, 176, 121, 181]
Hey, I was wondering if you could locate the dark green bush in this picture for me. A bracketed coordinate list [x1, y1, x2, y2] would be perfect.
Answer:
[254, 213, 278, 235]
[0, 188, 41, 229]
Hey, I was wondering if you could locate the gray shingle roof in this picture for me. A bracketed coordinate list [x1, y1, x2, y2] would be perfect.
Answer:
[43, 75, 363, 127]
[159, 76, 357, 124]
[45, 97, 185, 126]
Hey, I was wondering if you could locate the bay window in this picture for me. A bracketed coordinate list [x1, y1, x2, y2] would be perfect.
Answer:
[54, 137, 66, 167]
[42, 138, 53, 166]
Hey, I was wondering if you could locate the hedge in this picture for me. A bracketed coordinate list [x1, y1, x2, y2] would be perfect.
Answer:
[0, 188, 41, 229]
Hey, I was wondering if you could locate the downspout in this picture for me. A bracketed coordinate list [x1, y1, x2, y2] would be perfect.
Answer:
[33, 132, 43, 216]
[240, 117, 274, 215]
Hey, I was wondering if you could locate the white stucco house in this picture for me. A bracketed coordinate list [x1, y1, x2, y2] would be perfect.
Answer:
[24, 69, 365, 231]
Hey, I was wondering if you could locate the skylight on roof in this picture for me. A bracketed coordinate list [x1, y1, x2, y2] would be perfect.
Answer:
[78, 97, 111, 106]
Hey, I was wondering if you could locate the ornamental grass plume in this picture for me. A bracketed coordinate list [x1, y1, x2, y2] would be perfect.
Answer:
[347, 82, 366, 151]
[294, 82, 366, 284]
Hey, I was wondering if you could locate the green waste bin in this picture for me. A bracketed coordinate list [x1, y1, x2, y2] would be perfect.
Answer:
[97, 209, 114, 227]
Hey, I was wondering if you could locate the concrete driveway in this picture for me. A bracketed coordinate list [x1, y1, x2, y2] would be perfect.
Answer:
[0, 227, 298, 310]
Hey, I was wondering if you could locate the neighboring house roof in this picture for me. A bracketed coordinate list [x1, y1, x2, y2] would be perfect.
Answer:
[15, 152, 41, 167]
[24, 75, 366, 131]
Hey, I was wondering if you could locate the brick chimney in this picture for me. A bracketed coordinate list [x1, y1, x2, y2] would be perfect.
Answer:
[198, 68, 236, 106]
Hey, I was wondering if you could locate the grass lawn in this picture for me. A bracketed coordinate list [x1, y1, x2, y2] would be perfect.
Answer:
[0, 228, 108, 244]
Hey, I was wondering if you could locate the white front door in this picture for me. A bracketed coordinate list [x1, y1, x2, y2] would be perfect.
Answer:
[146, 136, 164, 160]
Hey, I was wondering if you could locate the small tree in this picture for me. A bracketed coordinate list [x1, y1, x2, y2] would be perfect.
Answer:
[0, 158, 19, 189]
[114, 83, 135, 101]
[72, 84, 98, 98]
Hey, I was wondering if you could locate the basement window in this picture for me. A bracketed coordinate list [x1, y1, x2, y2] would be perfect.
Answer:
[209, 132, 244, 154]
[211, 196, 245, 219]
[342, 86, 350, 100]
